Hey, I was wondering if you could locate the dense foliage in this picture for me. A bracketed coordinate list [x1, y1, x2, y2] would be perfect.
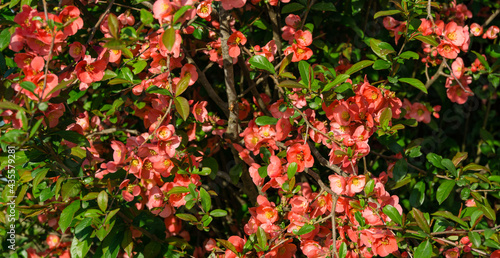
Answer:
[1, 0, 500, 257]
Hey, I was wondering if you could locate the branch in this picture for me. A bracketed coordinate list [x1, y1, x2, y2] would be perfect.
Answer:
[87, 0, 115, 45]
[219, 7, 258, 204]
[183, 47, 229, 118]
[85, 127, 140, 137]
[265, 3, 283, 56]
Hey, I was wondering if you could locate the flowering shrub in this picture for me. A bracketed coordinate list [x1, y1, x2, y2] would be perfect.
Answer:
[1, 0, 500, 257]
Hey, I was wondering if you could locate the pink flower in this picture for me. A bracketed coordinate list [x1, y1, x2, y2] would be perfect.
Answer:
[285, 14, 301, 28]
[75, 56, 107, 84]
[444, 247, 460, 258]
[58, 5, 83, 36]
[192, 101, 208, 122]
[180, 63, 198, 85]
[329, 175, 346, 195]
[220, 0, 246, 10]
[153, 0, 174, 22]
[437, 40, 460, 59]
[483, 25, 499, 39]
[287, 143, 314, 172]
[294, 30, 312, 47]
[346, 175, 365, 196]
[447, 84, 472, 104]
[444, 22, 466, 47]
[196, 0, 212, 19]
[470, 23, 483, 36]
[227, 31, 247, 58]
[267, 155, 283, 178]
[69, 42, 86, 61]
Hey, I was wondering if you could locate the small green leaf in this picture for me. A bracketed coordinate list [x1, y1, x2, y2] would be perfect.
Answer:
[210, 209, 228, 217]
[0, 29, 11, 51]
[398, 78, 427, 94]
[298, 61, 311, 87]
[426, 153, 445, 169]
[98, 190, 108, 212]
[249, 55, 275, 74]
[175, 73, 191, 96]
[140, 9, 154, 25]
[217, 239, 239, 255]
[393, 159, 408, 182]
[441, 159, 457, 177]
[373, 59, 391, 70]
[278, 80, 307, 89]
[383, 205, 402, 225]
[345, 60, 374, 75]
[413, 208, 430, 234]
[200, 188, 211, 212]
[168, 186, 190, 195]
[53, 130, 90, 147]
[468, 231, 482, 248]
[132, 60, 147, 75]
[279, 54, 293, 75]
[176, 213, 198, 222]
[162, 27, 176, 51]
[432, 211, 468, 228]
[374, 9, 402, 19]
[287, 162, 297, 179]
[174, 96, 190, 121]
[255, 116, 278, 126]
[59, 200, 80, 233]
[471, 51, 490, 71]
[0, 101, 27, 112]
[399, 51, 419, 59]
[295, 224, 315, 235]
[20, 81, 37, 94]
[257, 227, 268, 249]
[339, 242, 347, 258]
[281, 3, 305, 14]
[32, 168, 49, 193]
[414, 35, 438, 47]
[107, 13, 120, 39]
[436, 180, 456, 204]
[414, 240, 432, 257]
[322, 74, 350, 92]
[172, 5, 193, 24]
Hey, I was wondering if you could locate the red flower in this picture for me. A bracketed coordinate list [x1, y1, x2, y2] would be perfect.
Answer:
[287, 143, 314, 172]
[75, 56, 107, 84]
[227, 31, 247, 58]
[437, 40, 460, 59]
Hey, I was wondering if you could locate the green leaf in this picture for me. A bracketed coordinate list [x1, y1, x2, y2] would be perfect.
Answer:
[441, 159, 457, 177]
[61, 180, 82, 201]
[373, 59, 391, 70]
[279, 54, 293, 75]
[75, 217, 93, 240]
[298, 61, 311, 87]
[426, 153, 445, 169]
[172, 5, 193, 24]
[436, 180, 456, 205]
[98, 190, 108, 212]
[399, 51, 419, 59]
[102, 70, 117, 80]
[412, 208, 430, 234]
[398, 78, 427, 94]
[374, 9, 402, 19]
[379, 108, 392, 128]
[249, 55, 275, 74]
[32, 168, 49, 193]
[287, 162, 297, 179]
[176, 213, 198, 222]
[278, 80, 307, 89]
[258, 166, 268, 179]
[175, 73, 191, 96]
[255, 116, 278, 126]
[414, 35, 438, 47]
[414, 240, 432, 257]
[229, 163, 243, 185]
[257, 227, 268, 249]
[20, 81, 37, 94]
[393, 159, 408, 182]
[53, 130, 90, 147]
[107, 13, 120, 39]
[121, 230, 133, 257]
[0, 101, 27, 112]
[200, 188, 211, 212]
[59, 200, 80, 233]
[480, 205, 496, 221]
[162, 27, 176, 51]
[174, 96, 190, 121]
[471, 51, 490, 71]
[203, 157, 219, 180]
[311, 2, 336, 11]
[217, 239, 239, 255]
[281, 3, 305, 13]
[468, 231, 481, 248]
[295, 224, 315, 235]
[370, 39, 395, 60]
[210, 209, 228, 217]
[322, 74, 350, 92]
[132, 60, 147, 74]
[0, 29, 11, 51]
[383, 205, 402, 225]
[71, 236, 91, 258]
[167, 186, 190, 195]
[410, 181, 425, 207]
[339, 242, 347, 258]
[146, 86, 171, 95]
[345, 60, 374, 75]
[9, 0, 21, 8]
[140, 9, 154, 25]
[432, 211, 468, 228]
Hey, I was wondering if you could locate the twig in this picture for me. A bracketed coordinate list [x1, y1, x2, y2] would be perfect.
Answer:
[442, 59, 473, 95]
[237, 56, 272, 117]
[482, 9, 500, 28]
[87, 0, 116, 45]
[265, 3, 283, 56]
[85, 127, 140, 137]
[308, 141, 347, 176]
[183, 46, 229, 117]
